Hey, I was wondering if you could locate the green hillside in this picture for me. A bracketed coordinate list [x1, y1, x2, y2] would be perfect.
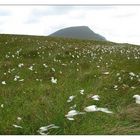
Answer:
[0, 34, 140, 135]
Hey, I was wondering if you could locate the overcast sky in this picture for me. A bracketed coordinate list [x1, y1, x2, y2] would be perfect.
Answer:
[0, 6, 140, 45]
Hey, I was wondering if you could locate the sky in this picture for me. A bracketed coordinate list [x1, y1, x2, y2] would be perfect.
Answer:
[0, 6, 140, 45]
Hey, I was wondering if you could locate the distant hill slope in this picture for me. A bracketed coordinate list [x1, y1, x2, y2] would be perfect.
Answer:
[49, 26, 106, 41]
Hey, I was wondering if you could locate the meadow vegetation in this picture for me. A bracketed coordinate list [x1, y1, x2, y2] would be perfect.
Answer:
[0, 34, 140, 134]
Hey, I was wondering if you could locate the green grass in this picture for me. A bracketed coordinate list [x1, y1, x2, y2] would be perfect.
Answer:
[0, 34, 140, 135]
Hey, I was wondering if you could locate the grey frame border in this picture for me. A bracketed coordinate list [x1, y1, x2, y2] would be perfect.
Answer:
[0, 4, 140, 6]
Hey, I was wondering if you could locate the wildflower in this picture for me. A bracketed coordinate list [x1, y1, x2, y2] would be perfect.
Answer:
[17, 117, 22, 121]
[29, 66, 33, 71]
[2, 81, 6, 85]
[103, 72, 109, 75]
[18, 63, 24, 68]
[14, 75, 20, 81]
[37, 124, 59, 135]
[51, 77, 57, 84]
[51, 68, 55, 72]
[70, 104, 77, 110]
[1, 104, 4, 108]
[13, 124, 22, 129]
[43, 64, 48, 68]
[91, 95, 100, 101]
[84, 105, 98, 112]
[133, 95, 140, 104]
[84, 105, 113, 114]
[65, 110, 85, 120]
[129, 72, 135, 77]
[19, 79, 24, 82]
[97, 108, 113, 114]
[67, 95, 76, 103]
[80, 89, 84, 95]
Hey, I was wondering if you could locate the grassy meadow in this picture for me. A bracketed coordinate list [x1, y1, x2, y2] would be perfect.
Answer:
[0, 34, 140, 135]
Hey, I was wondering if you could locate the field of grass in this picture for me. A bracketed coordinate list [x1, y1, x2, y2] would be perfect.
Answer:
[0, 34, 140, 135]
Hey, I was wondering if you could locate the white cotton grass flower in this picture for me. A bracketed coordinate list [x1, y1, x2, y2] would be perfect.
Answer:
[18, 63, 24, 68]
[65, 110, 85, 120]
[37, 124, 59, 135]
[17, 117, 22, 121]
[62, 63, 67, 66]
[116, 73, 120, 76]
[67, 95, 76, 103]
[1, 104, 4, 108]
[51, 77, 57, 84]
[43, 64, 48, 68]
[103, 72, 109, 75]
[129, 72, 135, 77]
[131, 86, 136, 89]
[84, 105, 98, 112]
[19, 79, 24, 82]
[114, 85, 118, 89]
[70, 104, 77, 110]
[84, 105, 113, 114]
[67, 117, 75, 121]
[28, 66, 33, 71]
[97, 108, 113, 114]
[2, 81, 6, 85]
[13, 124, 23, 129]
[80, 89, 84, 95]
[14, 75, 20, 81]
[91, 95, 100, 101]
[133, 95, 140, 104]
[51, 68, 55, 72]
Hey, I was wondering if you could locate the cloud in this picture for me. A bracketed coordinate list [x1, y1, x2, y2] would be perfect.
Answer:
[0, 10, 10, 16]
[0, 6, 140, 45]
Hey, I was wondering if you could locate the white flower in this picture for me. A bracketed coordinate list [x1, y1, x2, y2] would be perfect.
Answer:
[116, 73, 120, 76]
[67, 95, 76, 103]
[13, 124, 22, 129]
[67, 117, 74, 121]
[133, 95, 140, 104]
[1, 104, 4, 108]
[118, 77, 121, 81]
[129, 72, 135, 77]
[17, 117, 22, 121]
[91, 95, 100, 101]
[84, 105, 98, 112]
[103, 72, 109, 75]
[29, 66, 33, 71]
[51, 77, 57, 84]
[19, 79, 24, 82]
[5, 54, 9, 58]
[84, 105, 113, 114]
[62, 63, 67, 66]
[70, 104, 77, 110]
[37, 124, 59, 135]
[65, 110, 85, 120]
[2, 81, 6, 85]
[114, 85, 118, 88]
[80, 89, 84, 95]
[51, 68, 55, 72]
[43, 64, 48, 68]
[18, 63, 24, 68]
[14, 75, 20, 81]
[97, 108, 113, 114]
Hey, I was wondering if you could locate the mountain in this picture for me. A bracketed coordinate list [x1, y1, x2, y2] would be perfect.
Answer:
[49, 26, 106, 41]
